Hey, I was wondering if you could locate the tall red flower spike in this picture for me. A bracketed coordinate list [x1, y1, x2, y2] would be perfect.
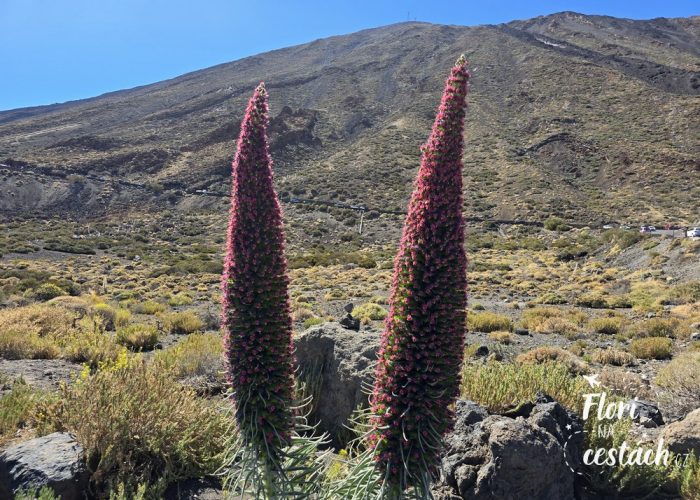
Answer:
[371, 56, 470, 492]
[222, 82, 294, 452]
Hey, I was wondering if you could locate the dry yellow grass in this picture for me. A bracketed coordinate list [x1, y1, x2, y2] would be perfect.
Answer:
[629, 337, 673, 360]
[591, 348, 636, 367]
[488, 331, 514, 344]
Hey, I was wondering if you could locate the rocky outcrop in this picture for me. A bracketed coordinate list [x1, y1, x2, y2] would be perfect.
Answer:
[662, 408, 700, 456]
[435, 395, 584, 500]
[294, 323, 379, 445]
[0, 432, 89, 499]
[624, 399, 664, 428]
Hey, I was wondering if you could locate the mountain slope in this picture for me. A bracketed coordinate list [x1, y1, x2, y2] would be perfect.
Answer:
[0, 12, 698, 224]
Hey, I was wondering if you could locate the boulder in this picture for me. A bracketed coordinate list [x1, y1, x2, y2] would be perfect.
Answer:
[339, 314, 360, 331]
[0, 432, 89, 499]
[624, 399, 664, 428]
[662, 408, 700, 456]
[436, 397, 583, 500]
[294, 323, 380, 445]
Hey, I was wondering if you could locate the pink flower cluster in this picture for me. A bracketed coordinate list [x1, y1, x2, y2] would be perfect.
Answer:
[221, 83, 295, 449]
[371, 57, 470, 487]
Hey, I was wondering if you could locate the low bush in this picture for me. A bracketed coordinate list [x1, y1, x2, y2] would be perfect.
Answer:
[664, 281, 700, 305]
[460, 361, 588, 413]
[488, 331, 514, 344]
[656, 351, 700, 399]
[598, 368, 653, 400]
[167, 293, 194, 307]
[352, 303, 388, 324]
[292, 306, 314, 322]
[601, 229, 642, 250]
[32, 283, 66, 302]
[575, 293, 609, 309]
[468, 311, 513, 333]
[114, 309, 131, 328]
[626, 317, 686, 339]
[61, 330, 121, 367]
[131, 301, 166, 315]
[116, 324, 159, 351]
[590, 348, 636, 367]
[519, 307, 559, 331]
[303, 317, 325, 329]
[588, 316, 624, 335]
[532, 316, 581, 338]
[0, 303, 120, 364]
[53, 361, 230, 495]
[161, 312, 204, 335]
[0, 380, 57, 444]
[153, 333, 223, 382]
[544, 217, 570, 232]
[516, 346, 589, 375]
[629, 337, 673, 360]
[93, 303, 117, 330]
[0, 328, 61, 360]
[535, 293, 567, 305]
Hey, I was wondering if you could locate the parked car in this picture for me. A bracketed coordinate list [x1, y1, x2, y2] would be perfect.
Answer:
[640, 226, 652, 233]
[687, 227, 700, 238]
[649, 226, 657, 232]
[603, 224, 613, 229]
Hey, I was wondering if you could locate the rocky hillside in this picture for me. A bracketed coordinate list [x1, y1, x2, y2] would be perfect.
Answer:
[0, 12, 698, 224]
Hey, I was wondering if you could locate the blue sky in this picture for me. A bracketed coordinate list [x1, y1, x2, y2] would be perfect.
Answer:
[2, 0, 698, 111]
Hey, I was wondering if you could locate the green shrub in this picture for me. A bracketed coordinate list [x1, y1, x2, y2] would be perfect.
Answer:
[664, 281, 700, 305]
[54, 361, 229, 495]
[591, 348, 636, 366]
[468, 311, 513, 332]
[535, 293, 567, 305]
[303, 317, 325, 329]
[153, 333, 223, 382]
[575, 293, 609, 309]
[601, 229, 642, 250]
[656, 351, 700, 398]
[114, 309, 131, 328]
[588, 316, 624, 335]
[131, 301, 166, 315]
[544, 217, 570, 232]
[167, 293, 194, 307]
[626, 318, 685, 339]
[680, 454, 700, 499]
[93, 303, 117, 330]
[516, 346, 589, 375]
[460, 361, 588, 413]
[0, 328, 61, 360]
[116, 324, 159, 351]
[161, 312, 204, 335]
[0, 381, 57, 443]
[630, 337, 673, 359]
[32, 283, 66, 302]
[352, 303, 388, 324]
[14, 486, 59, 500]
